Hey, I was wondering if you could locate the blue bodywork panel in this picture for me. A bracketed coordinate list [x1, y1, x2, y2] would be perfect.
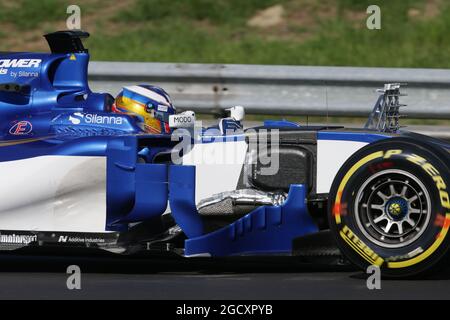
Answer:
[165, 164, 319, 256]
[263, 120, 300, 128]
[318, 131, 390, 143]
[185, 184, 318, 256]
[0, 51, 143, 141]
[169, 165, 204, 238]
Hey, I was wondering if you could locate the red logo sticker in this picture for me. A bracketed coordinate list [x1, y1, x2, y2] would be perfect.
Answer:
[9, 121, 33, 135]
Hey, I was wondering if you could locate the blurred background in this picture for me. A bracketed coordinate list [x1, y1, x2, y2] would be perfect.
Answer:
[0, 0, 449, 128]
[0, 0, 448, 67]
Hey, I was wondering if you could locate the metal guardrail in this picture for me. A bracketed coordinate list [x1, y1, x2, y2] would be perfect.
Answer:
[88, 62, 450, 119]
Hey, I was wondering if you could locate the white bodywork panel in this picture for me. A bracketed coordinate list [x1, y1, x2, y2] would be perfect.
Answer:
[316, 140, 368, 194]
[0, 155, 107, 232]
[182, 140, 248, 203]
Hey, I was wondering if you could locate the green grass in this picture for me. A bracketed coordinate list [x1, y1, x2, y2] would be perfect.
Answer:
[1, 0, 449, 68]
[120, 0, 287, 26]
[82, 0, 450, 68]
[0, 0, 69, 29]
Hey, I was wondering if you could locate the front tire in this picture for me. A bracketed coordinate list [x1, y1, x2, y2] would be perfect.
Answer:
[328, 137, 450, 278]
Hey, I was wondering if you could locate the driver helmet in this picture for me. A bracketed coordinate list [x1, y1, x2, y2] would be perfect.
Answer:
[112, 84, 175, 134]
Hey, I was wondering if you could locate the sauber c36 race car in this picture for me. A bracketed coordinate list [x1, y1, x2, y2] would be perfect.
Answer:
[1, 30, 449, 278]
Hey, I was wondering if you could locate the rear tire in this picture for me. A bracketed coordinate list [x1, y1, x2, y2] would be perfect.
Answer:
[328, 137, 450, 278]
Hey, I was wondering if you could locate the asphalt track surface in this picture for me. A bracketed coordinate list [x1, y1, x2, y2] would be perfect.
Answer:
[0, 252, 450, 300]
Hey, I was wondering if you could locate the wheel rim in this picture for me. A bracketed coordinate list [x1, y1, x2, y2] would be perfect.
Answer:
[354, 169, 431, 249]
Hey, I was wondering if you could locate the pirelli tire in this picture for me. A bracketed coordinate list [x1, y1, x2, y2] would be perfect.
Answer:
[328, 137, 450, 278]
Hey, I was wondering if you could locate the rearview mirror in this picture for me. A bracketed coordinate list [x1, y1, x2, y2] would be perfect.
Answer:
[169, 111, 196, 128]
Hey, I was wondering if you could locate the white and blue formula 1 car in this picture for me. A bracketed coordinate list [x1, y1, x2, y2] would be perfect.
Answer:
[1, 30, 449, 278]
